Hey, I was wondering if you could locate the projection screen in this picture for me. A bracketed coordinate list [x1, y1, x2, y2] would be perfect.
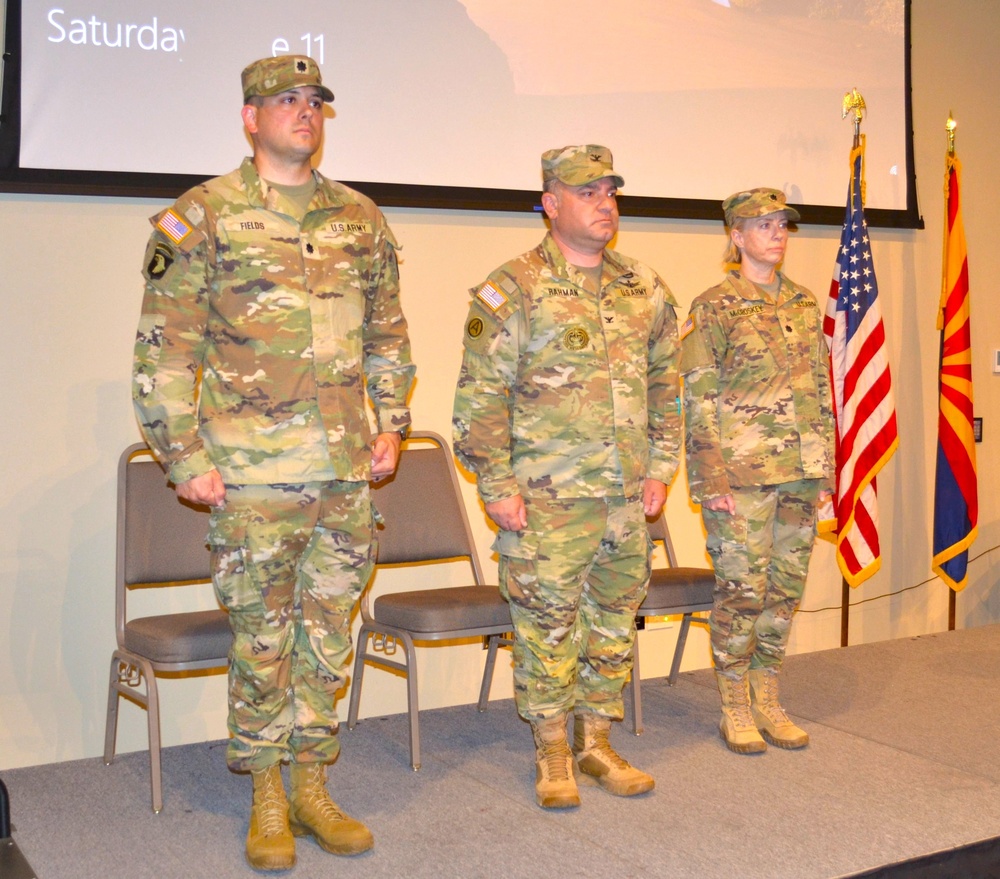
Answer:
[0, 0, 918, 225]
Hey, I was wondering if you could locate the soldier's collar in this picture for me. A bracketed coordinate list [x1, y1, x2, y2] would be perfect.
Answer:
[240, 158, 347, 212]
[728, 268, 785, 303]
[541, 233, 633, 287]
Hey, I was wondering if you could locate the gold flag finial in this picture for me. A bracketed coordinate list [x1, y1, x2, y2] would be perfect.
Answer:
[946, 112, 957, 156]
[842, 89, 866, 147]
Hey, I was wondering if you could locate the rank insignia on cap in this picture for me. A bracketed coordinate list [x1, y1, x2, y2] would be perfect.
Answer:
[475, 280, 508, 312]
[157, 209, 192, 245]
[679, 316, 695, 340]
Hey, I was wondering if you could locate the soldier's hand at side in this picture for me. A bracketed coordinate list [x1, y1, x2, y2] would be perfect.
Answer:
[643, 478, 667, 517]
[704, 494, 736, 514]
[371, 431, 402, 480]
[176, 469, 226, 506]
[485, 494, 528, 532]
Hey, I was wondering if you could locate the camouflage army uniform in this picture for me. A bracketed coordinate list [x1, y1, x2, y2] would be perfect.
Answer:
[681, 269, 833, 679]
[133, 158, 414, 770]
[453, 233, 680, 720]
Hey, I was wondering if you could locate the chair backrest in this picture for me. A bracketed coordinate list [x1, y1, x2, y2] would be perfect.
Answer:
[646, 511, 680, 568]
[370, 431, 485, 585]
[116, 444, 213, 643]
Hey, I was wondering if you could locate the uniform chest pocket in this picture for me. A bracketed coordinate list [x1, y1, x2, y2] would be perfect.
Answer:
[532, 295, 600, 356]
[722, 315, 780, 377]
[613, 290, 653, 321]
[307, 230, 376, 300]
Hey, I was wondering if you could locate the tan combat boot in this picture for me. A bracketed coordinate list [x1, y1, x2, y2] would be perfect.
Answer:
[717, 672, 767, 754]
[530, 715, 580, 809]
[246, 765, 296, 872]
[572, 711, 654, 797]
[288, 763, 374, 855]
[749, 667, 809, 749]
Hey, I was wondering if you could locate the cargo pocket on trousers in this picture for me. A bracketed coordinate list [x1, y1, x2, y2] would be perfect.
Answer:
[207, 507, 253, 613]
[494, 529, 542, 605]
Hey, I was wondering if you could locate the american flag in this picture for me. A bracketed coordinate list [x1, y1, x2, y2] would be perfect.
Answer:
[475, 280, 508, 312]
[156, 209, 191, 244]
[823, 142, 899, 587]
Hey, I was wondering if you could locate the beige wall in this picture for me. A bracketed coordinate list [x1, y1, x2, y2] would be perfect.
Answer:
[2, 1, 999, 769]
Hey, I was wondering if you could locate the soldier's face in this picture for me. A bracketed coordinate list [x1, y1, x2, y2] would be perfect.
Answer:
[544, 178, 619, 256]
[243, 86, 324, 163]
[732, 212, 790, 272]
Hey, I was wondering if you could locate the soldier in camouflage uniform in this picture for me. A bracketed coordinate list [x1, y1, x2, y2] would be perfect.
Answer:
[680, 188, 834, 755]
[453, 145, 680, 809]
[132, 56, 414, 871]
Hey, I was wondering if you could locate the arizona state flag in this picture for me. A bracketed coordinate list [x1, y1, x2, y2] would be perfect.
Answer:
[932, 154, 978, 590]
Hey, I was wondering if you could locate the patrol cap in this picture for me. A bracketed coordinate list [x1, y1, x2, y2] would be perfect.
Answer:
[541, 144, 624, 188]
[722, 187, 800, 225]
[241, 55, 334, 104]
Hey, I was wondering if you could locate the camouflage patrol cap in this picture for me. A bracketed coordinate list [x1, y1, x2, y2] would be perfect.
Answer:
[241, 55, 334, 103]
[541, 144, 624, 188]
[722, 187, 800, 225]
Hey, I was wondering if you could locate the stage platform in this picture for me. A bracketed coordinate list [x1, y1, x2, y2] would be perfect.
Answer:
[4, 624, 1000, 878]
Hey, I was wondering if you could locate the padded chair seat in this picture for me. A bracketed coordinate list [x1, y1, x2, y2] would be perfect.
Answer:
[123, 610, 231, 664]
[642, 567, 716, 612]
[372, 586, 510, 633]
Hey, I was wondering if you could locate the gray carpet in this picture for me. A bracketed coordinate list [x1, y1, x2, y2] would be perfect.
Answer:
[5, 625, 1000, 878]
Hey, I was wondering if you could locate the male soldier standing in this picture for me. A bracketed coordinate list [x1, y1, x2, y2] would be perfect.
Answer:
[681, 188, 833, 755]
[132, 56, 414, 870]
[453, 145, 680, 809]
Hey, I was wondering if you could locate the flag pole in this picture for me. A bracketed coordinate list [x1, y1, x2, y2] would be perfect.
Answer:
[838, 88, 867, 647]
[945, 112, 958, 632]
[934, 109, 978, 611]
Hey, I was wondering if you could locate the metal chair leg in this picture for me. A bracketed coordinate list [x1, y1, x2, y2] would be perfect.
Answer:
[145, 665, 163, 814]
[103, 653, 122, 765]
[668, 614, 693, 686]
[630, 635, 644, 736]
[400, 633, 421, 771]
[477, 633, 509, 711]
[347, 625, 372, 730]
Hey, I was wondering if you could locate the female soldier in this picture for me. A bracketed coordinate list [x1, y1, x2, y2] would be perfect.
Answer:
[680, 188, 834, 753]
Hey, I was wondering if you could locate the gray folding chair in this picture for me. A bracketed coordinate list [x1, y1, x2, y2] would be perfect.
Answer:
[103, 443, 231, 812]
[347, 431, 512, 770]
[627, 513, 716, 734]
